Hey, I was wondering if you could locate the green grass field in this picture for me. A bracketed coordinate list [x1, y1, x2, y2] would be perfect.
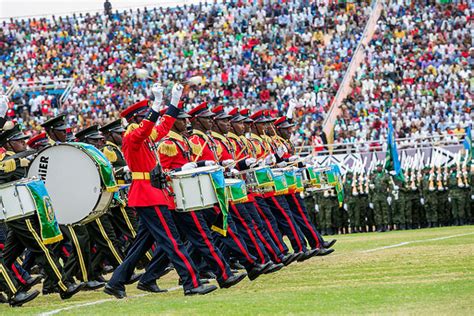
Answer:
[2, 226, 473, 315]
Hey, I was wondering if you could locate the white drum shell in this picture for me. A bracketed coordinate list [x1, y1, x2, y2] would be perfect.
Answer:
[170, 166, 220, 212]
[28, 144, 112, 225]
[0, 180, 36, 221]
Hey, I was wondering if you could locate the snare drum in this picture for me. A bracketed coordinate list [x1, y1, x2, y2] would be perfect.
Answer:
[28, 143, 116, 225]
[295, 171, 304, 193]
[272, 171, 288, 196]
[0, 178, 38, 221]
[284, 169, 297, 191]
[240, 166, 274, 189]
[169, 165, 222, 212]
[225, 179, 248, 203]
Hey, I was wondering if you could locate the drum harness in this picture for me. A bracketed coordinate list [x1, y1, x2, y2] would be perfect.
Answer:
[146, 139, 174, 196]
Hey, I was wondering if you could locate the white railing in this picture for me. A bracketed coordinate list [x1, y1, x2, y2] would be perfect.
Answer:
[296, 133, 467, 156]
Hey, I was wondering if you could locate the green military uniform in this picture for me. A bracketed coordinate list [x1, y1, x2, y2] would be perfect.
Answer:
[372, 168, 390, 231]
[448, 166, 466, 225]
[391, 176, 406, 229]
[421, 169, 438, 227]
[319, 190, 334, 235]
[436, 170, 451, 226]
[344, 173, 362, 233]
[364, 173, 376, 232]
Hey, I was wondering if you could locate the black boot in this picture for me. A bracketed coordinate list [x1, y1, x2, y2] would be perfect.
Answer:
[9, 290, 40, 307]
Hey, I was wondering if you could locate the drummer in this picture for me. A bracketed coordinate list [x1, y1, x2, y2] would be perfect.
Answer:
[155, 106, 247, 289]
[227, 108, 298, 266]
[210, 105, 284, 273]
[272, 116, 336, 255]
[188, 102, 272, 280]
[26, 133, 50, 151]
[249, 110, 317, 261]
[41, 114, 105, 292]
[74, 125, 134, 283]
[0, 124, 84, 300]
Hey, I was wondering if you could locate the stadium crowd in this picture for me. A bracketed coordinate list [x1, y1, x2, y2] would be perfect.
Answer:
[0, 0, 371, 141]
[334, 1, 473, 147]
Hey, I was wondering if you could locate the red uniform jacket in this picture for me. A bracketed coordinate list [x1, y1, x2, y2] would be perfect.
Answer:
[158, 130, 191, 171]
[122, 115, 176, 208]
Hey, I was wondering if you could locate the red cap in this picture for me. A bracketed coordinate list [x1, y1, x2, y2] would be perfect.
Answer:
[228, 107, 240, 116]
[211, 105, 232, 119]
[188, 102, 214, 118]
[274, 116, 295, 129]
[27, 132, 49, 149]
[240, 108, 250, 117]
[120, 100, 149, 122]
[250, 110, 267, 122]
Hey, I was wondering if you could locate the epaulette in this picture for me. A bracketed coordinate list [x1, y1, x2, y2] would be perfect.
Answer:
[158, 140, 178, 157]
[103, 146, 118, 163]
[189, 138, 202, 155]
[150, 128, 158, 142]
[124, 123, 139, 136]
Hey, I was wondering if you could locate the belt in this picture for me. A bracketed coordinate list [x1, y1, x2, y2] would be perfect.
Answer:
[131, 172, 150, 180]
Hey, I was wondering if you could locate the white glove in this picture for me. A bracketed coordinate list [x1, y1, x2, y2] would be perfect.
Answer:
[287, 98, 297, 119]
[151, 83, 163, 105]
[0, 95, 8, 117]
[315, 204, 319, 212]
[123, 165, 130, 173]
[389, 170, 396, 176]
[288, 155, 298, 162]
[182, 162, 197, 171]
[205, 160, 216, 166]
[276, 146, 286, 158]
[343, 203, 348, 211]
[264, 154, 275, 165]
[170, 83, 184, 107]
[393, 185, 399, 190]
[420, 198, 425, 205]
[222, 159, 235, 167]
[448, 197, 452, 203]
[277, 161, 287, 168]
[19, 158, 30, 167]
[387, 196, 392, 205]
[369, 203, 374, 209]
[245, 158, 256, 167]
[230, 168, 240, 176]
[369, 184, 375, 189]
[471, 195, 474, 200]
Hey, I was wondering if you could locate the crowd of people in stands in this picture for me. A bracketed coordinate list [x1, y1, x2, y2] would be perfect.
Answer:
[0, 0, 370, 142]
[334, 1, 472, 148]
[0, 0, 471, 149]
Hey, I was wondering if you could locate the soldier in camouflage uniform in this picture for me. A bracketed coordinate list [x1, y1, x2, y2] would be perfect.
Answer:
[391, 175, 406, 230]
[365, 172, 376, 232]
[436, 167, 450, 226]
[371, 164, 390, 232]
[329, 190, 342, 234]
[319, 190, 333, 235]
[448, 164, 467, 225]
[344, 171, 362, 233]
[421, 167, 438, 227]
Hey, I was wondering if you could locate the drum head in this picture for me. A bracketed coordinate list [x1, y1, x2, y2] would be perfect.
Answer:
[28, 144, 102, 225]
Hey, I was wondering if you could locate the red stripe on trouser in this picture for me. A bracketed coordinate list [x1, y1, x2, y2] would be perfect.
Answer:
[11, 263, 26, 284]
[62, 246, 70, 258]
[254, 226, 280, 262]
[292, 194, 321, 248]
[231, 203, 266, 264]
[190, 212, 228, 280]
[154, 207, 199, 288]
[227, 227, 254, 264]
[252, 201, 286, 253]
[0, 243, 4, 251]
[271, 196, 303, 252]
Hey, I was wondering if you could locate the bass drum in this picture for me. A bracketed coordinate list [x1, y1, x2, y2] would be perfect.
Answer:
[28, 143, 114, 225]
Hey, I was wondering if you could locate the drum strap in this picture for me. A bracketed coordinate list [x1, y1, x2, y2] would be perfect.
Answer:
[167, 137, 192, 162]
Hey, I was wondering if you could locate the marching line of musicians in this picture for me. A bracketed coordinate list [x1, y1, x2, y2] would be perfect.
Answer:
[305, 162, 474, 235]
[0, 84, 336, 306]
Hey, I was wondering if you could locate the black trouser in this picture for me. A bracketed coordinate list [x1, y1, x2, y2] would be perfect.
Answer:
[107, 205, 201, 291]
[60, 224, 92, 283]
[0, 255, 20, 297]
[88, 215, 124, 278]
[108, 205, 138, 245]
[4, 215, 68, 292]
[201, 206, 257, 271]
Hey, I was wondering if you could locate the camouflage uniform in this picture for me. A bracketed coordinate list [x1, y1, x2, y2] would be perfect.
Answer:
[448, 167, 466, 225]
[391, 177, 405, 229]
[421, 170, 438, 227]
[344, 174, 362, 232]
[372, 170, 390, 231]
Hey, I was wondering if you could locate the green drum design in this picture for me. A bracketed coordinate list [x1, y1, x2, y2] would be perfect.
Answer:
[225, 179, 248, 203]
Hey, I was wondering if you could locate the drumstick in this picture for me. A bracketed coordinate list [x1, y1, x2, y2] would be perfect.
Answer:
[193, 139, 209, 163]
[225, 156, 247, 170]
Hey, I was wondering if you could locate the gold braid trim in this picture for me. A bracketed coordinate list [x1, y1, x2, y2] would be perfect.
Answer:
[158, 142, 178, 157]
[149, 129, 158, 142]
